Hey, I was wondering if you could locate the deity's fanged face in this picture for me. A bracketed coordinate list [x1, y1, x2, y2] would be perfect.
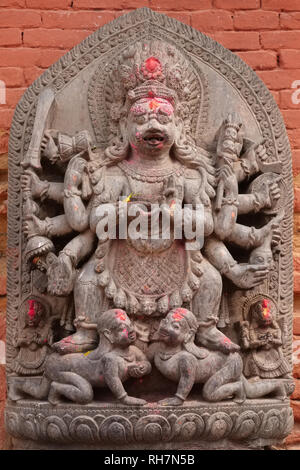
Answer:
[127, 97, 177, 156]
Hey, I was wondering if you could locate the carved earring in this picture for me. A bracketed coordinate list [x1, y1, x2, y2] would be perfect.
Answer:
[103, 329, 114, 344]
[183, 330, 194, 344]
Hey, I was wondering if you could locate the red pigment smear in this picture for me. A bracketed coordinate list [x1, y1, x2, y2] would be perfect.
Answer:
[115, 310, 127, 322]
[262, 299, 269, 308]
[262, 299, 271, 319]
[172, 308, 187, 322]
[131, 98, 173, 115]
[149, 99, 160, 110]
[28, 300, 36, 321]
[61, 336, 74, 344]
[222, 337, 232, 345]
[174, 308, 187, 316]
[122, 328, 129, 337]
[145, 57, 161, 72]
[146, 97, 173, 112]
[131, 104, 145, 114]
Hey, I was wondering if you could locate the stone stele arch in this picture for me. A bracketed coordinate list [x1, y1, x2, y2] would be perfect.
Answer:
[5, 8, 294, 450]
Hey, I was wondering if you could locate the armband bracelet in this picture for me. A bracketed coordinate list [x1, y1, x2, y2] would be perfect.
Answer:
[219, 260, 238, 275]
[60, 249, 77, 266]
[64, 188, 82, 198]
[175, 393, 185, 401]
[40, 181, 50, 202]
[118, 392, 128, 401]
[253, 193, 263, 213]
[248, 226, 257, 248]
[221, 197, 239, 207]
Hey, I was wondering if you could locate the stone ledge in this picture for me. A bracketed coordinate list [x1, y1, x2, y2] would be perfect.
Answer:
[5, 398, 293, 448]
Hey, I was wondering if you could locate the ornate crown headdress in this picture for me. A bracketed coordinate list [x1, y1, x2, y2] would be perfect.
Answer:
[88, 40, 209, 147]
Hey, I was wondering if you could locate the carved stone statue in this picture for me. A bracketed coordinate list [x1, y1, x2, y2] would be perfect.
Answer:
[152, 308, 288, 406]
[5, 9, 294, 450]
[12, 297, 53, 376]
[21, 43, 281, 357]
[239, 296, 290, 379]
[8, 309, 151, 406]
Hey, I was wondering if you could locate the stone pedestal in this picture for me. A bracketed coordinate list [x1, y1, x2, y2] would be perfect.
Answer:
[6, 398, 293, 450]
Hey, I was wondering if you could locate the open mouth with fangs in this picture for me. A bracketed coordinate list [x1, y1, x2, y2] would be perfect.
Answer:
[143, 130, 166, 146]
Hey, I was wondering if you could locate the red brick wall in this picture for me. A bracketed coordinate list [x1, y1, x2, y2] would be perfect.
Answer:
[1, 0, 300, 450]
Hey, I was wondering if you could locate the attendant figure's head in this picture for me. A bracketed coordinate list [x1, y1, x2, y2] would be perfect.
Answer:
[98, 309, 136, 348]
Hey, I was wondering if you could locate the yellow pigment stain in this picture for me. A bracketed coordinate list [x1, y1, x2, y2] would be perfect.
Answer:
[124, 193, 134, 202]
[84, 350, 92, 356]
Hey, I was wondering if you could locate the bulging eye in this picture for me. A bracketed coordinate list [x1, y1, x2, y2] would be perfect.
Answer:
[134, 115, 147, 124]
[157, 114, 170, 124]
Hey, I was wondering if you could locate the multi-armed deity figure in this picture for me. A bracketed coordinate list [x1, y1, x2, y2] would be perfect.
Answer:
[11, 38, 292, 417]
[20, 41, 282, 362]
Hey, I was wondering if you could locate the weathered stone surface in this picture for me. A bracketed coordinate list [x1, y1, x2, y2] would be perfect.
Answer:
[5, 399, 294, 448]
[5, 8, 294, 449]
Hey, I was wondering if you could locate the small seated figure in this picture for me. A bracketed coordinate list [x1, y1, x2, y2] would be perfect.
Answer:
[152, 308, 288, 406]
[240, 297, 290, 379]
[8, 309, 151, 406]
[12, 297, 53, 376]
